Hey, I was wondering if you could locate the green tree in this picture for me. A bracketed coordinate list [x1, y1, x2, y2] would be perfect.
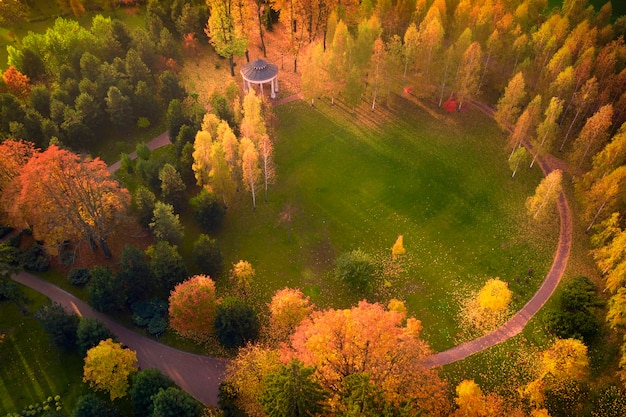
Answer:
[129, 369, 175, 417]
[83, 338, 138, 401]
[192, 234, 223, 277]
[205, 0, 247, 76]
[151, 387, 203, 417]
[77, 317, 115, 355]
[150, 201, 184, 245]
[116, 244, 154, 303]
[159, 163, 186, 209]
[335, 249, 379, 293]
[0, 0, 29, 27]
[105, 86, 133, 129]
[133, 186, 157, 228]
[146, 240, 188, 294]
[260, 360, 328, 417]
[88, 266, 126, 313]
[158, 70, 187, 105]
[35, 302, 79, 349]
[215, 297, 260, 348]
[189, 188, 226, 232]
[72, 394, 119, 417]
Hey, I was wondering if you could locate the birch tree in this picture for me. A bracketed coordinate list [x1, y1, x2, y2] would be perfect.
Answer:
[240, 138, 261, 209]
[258, 134, 275, 202]
[205, 0, 247, 76]
[571, 103, 614, 168]
[530, 96, 564, 167]
[494, 72, 527, 129]
[526, 169, 563, 221]
[455, 41, 482, 111]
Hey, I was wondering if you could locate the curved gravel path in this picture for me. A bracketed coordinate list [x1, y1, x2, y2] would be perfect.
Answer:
[10, 96, 573, 405]
[11, 271, 227, 406]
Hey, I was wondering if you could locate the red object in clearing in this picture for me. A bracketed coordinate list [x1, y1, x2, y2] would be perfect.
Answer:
[443, 98, 457, 113]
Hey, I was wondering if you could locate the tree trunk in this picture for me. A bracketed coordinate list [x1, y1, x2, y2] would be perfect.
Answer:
[229, 56, 235, 77]
[100, 238, 112, 259]
[371, 86, 378, 112]
[560, 108, 581, 151]
[245, 50, 250, 62]
[251, 181, 256, 210]
[586, 194, 610, 233]
[257, 6, 266, 57]
[439, 54, 451, 107]
[293, 57, 297, 73]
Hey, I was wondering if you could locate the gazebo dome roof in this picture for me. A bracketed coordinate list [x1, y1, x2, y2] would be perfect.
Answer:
[240, 59, 278, 83]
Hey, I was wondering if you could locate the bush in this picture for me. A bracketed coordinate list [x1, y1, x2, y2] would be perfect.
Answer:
[20, 242, 50, 272]
[72, 394, 119, 417]
[116, 244, 154, 303]
[215, 297, 260, 349]
[131, 298, 168, 336]
[35, 302, 79, 349]
[189, 189, 226, 232]
[151, 387, 203, 417]
[77, 317, 115, 355]
[133, 186, 157, 228]
[146, 241, 188, 294]
[68, 268, 90, 286]
[334, 249, 379, 293]
[192, 234, 223, 277]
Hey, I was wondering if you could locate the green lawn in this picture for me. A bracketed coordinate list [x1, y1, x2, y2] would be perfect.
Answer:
[213, 97, 559, 351]
[0, 288, 87, 415]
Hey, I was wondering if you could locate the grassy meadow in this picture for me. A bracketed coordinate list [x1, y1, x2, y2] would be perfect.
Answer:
[212, 96, 559, 351]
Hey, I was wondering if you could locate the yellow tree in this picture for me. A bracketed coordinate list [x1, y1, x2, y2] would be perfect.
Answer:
[240, 89, 266, 144]
[192, 130, 213, 187]
[580, 166, 626, 232]
[508, 94, 542, 160]
[205, 0, 247, 76]
[571, 103, 614, 168]
[391, 235, 406, 260]
[495, 72, 527, 129]
[282, 300, 450, 415]
[526, 169, 563, 221]
[240, 138, 261, 209]
[452, 379, 524, 417]
[522, 338, 589, 408]
[230, 260, 255, 297]
[301, 41, 327, 106]
[455, 41, 482, 111]
[224, 344, 282, 417]
[209, 140, 237, 206]
[478, 278, 512, 312]
[218, 120, 240, 183]
[268, 287, 314, 342]
[530, 96, 564, 167]
[258, 134, 275, 202]
[83, 338, 138, 400]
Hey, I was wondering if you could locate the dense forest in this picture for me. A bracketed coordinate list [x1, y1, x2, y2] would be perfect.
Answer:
[1, 0, 626, 416]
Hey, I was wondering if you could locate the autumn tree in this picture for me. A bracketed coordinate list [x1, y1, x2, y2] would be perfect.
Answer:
[526, 170, 563, 221]
[452, 379, 518, 417]
[391, 235, 406, 260]
[192, 130, 213, 187]
[240, 89, 267, 144]
[301, 42, 327, 106]
[0, 0, 29, 27]
[508, 94, 542, 160]
[455, 41, 483, 111]
[83, 338, 138, 401]
[268, 287, 314, 342]
[326, 20, 352, 105]
[495, 72, 527, 129]
[460, 278, 513, 335]
[580, 166, 626, 232]
[4, 145, 130, 257]
[2, 66, 31, 99]
[509, 147, 529, 178]
[258, 134, 275, 202]
[205, 0, 247, 76]
[402, 23, 420, 77]
[240, 138, 261, 209]
[230, 260, 255, 297]
[282, 301, 450, 415]
[531, 96, 564, 167]
[0, 139, 37, 193]
[168, 275, 219, 343]
[571, 104, 614, 168]
[522, 338, 589, 408]
[367, 37, 389, 111]
[224, 344, 282, 416]
[560, 76, 598, 152]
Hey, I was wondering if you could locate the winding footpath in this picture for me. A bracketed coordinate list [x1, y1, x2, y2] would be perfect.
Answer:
[10, 95, 572, 405]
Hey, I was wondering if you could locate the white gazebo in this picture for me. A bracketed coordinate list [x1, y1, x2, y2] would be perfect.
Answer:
[240, 59, 279, 99]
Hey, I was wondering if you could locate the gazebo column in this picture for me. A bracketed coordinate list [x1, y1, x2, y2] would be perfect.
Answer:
[274, 76, 278, 92]
[270, 78, 276, 99]
[260, 82, 264, 96]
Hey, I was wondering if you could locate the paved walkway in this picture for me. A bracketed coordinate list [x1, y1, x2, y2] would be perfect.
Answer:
[11, 271, 227, 406]
[423, 101, 573, 368]
[10, 95, 573, 404]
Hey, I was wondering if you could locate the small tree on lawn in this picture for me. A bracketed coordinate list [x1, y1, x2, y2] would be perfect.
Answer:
[77, 317, 115, 355]
[130, 369, 175, 417]
[35, 302, 79, 349]
[391, 235, 406, 260]
[150, 201, 184, 245]
[83, 338, 138, 401]
[146, 241, 188, 294]
[168, 275, 219, 343]
[268, 287, 314, 342]
[335, 249, 379, 293]
[230, 260, 255, 297]
[526, 170, 562, 221]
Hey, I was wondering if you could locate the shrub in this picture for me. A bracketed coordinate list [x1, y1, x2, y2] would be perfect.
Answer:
[72, 394, 120, 417]
[215, 297, 260, 349]
[151, 387, 203, 417]
[146, 241, 188, 294]
[88, 266, 126, 313]
[20, 242, 50, 272]
[189, 189, 226, 232]
[334, 249, 379, 293]
[68, 268, 90, 286]
[131, 298, 168, 336]
[192, 234, 223, 277]
[129, 369, 175, 417]
[116, 244, 154, 303]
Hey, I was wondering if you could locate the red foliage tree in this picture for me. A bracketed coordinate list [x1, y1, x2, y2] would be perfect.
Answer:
[2, 66, 30, 99]
[0, 139, 37, 193]
[168, 275, 219, 343]
[4, 145, 130, 257]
